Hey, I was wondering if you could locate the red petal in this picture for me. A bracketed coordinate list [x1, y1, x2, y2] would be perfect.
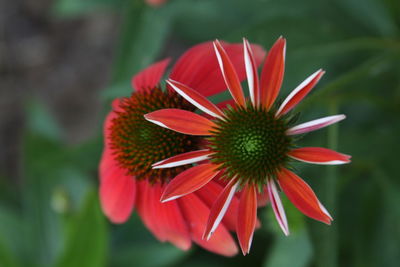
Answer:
[161, 164, 219, 202]
[260, 37, 286, 110]
[144, 109, 216, 136]
[178, 194, 238, 256]
[257, 185, 269, 207]
[132, 58, 170, 91]
[243, 38, 260, 106]
[204, 179, 239, 240]
[278, 168, 333, 224]
[166, 79, 224, 118]
[288, 147, 351, 165]
[287, 115, 346, 135]
[153, 149, 212, 169]
[237, 184, 258, 255]
[170, 41, 265, 97]
[99, 152, 136, 223]
[276, 69, 325, 116]
[213, 40, 246, 106]
[195, 180, 239, 231]
[136, 181, 191, 250]
[267, 179, 289, 235]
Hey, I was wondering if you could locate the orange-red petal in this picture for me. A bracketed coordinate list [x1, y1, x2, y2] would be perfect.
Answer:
[260, 37, 286, 110]
[213, 40, 246, 106]
[178, 193, 238, 256]
[243, 38, 260, 106]
[237, 184, 258, 255]
[288, 147, 351, 165]
[204, 179, 239, 240]
[276, 69, 325, 116]
[161, 163, 220, 202]
[278, 168, 333, 224]
[152, 149, 212, 169]
[166, 79, 224, 118]
[144, 108, 216, 136]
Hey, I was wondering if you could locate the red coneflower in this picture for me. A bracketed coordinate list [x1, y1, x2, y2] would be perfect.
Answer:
[145, 37, 351, 255]
[99, 41, 265, 256]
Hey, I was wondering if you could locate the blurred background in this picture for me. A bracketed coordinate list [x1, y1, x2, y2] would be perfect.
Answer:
[1, 0, 399, 266]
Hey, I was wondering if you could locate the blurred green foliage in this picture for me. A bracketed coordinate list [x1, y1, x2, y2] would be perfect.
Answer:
[1, 0, 399, 266]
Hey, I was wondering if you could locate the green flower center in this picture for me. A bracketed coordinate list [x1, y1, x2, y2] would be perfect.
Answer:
[208, 104, 292, 186]
[109, 87, 200, 183]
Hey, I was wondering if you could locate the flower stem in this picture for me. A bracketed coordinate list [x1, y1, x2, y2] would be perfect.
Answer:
[311, 101, 339, 267]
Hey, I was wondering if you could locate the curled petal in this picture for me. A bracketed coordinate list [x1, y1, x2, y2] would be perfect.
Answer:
[132, 58, 170, 91]
[161, 164, 220, 202]
[267, 179, 289, 236]
[178, 194, 238, 256]
[213, 40, 246, 106]
[166, 79, 224, 119]
[204, 179, 239, 240]
[287, 115, 346, 135]
[152, 149, 212, 169]
[243, 38, 260, 106]
[278, 168, 333, 224]
[260, 37, 286, 110]
[237, 184, 258, 255]
[289, 147, 351, 165]
[145, 109, 216, 136]
[276, 69, 325, 117]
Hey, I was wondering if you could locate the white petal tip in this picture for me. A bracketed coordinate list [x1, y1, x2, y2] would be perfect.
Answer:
[160, 195, 181, 203]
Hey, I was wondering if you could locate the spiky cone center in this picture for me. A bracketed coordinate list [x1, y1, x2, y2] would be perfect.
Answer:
[208, 104, 293, 187]
[109, 87, 200, 183]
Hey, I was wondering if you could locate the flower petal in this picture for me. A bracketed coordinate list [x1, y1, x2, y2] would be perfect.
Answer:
[178, 194, 238, 256]
[166, 79, 224, 119]
[144, 109, 216, 136]
[278, 168, 333, 224]
[267, 178, 289, 236]
[161, 163, 220, 202]
[213, 40, 246, 106]
[289, 147, 351, 165]
[195, 180, 239, 231]
[276, 69, 325, 117]
[287, 114, 346, 135]
[169, 41, 265, 97]
[152, 149, 212, 169]
[237, 184, 258, 255]
[135, 181, 191, 250]
[260, 37, 286, 110]
[204, 179, 239, 240]
[132, 58, 170, 91]
[243, 38, 260, 107]
[99, 151, 136, 223]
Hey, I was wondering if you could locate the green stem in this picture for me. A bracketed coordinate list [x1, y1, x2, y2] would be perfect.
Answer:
[312, 101, 339, 267]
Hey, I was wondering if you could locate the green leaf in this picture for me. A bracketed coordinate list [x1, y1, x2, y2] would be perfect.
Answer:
[56, 191, 107, 267]
[264, 228, 312, 267]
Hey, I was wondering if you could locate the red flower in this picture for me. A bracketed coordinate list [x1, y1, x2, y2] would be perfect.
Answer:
[99, 41, 265, 256]
[145, 37, 351, 255]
